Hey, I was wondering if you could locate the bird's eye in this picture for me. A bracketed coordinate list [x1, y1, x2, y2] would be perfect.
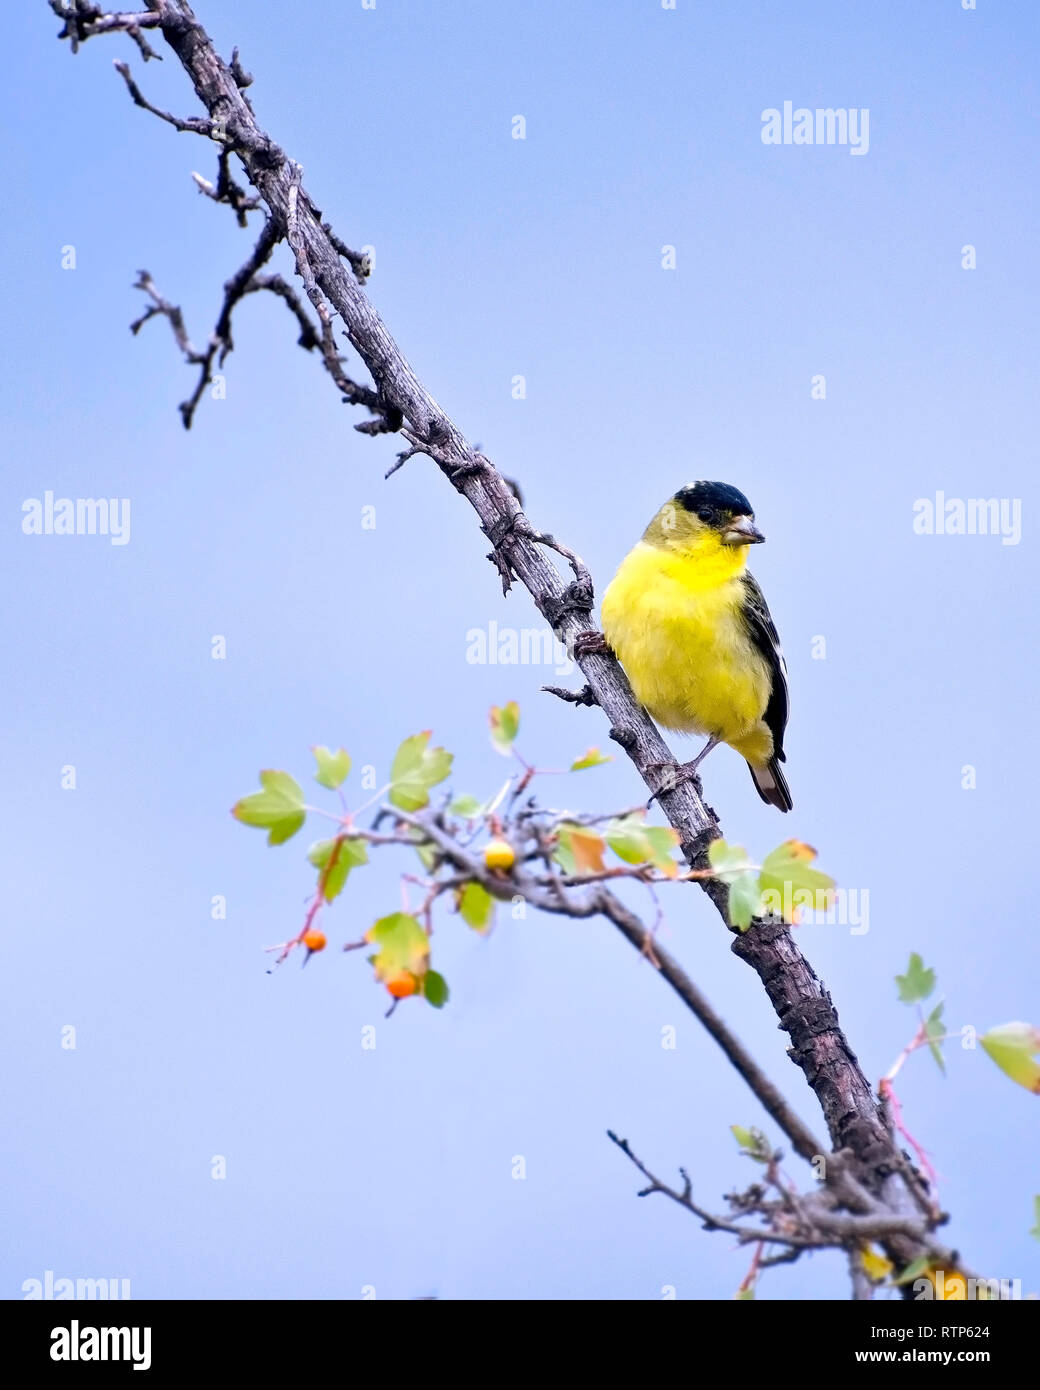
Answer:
[697, 508, 713, 522]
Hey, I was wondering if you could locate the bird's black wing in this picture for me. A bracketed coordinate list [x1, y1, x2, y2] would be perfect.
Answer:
[740, 571, 789, 761]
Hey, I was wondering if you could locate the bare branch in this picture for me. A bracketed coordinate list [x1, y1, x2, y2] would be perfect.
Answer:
[131, 215, 282, 427]
[596, 893, 825, 1165]
[607, 1130, 945, 1283]
[49, 1, 163, 58]
[245, 275, 319, 349]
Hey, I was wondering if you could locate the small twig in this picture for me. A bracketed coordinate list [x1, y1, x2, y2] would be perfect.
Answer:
[192, 147, 262, 226]
[114, 60, 217, 137]
[878, 1078, 939, 1189]
[131, 216, 282, 427]
[323, 222, 370, 285]
[542, 683, 598, 707]
[385, 444, 426, 480]
[529, 528, 593, 598]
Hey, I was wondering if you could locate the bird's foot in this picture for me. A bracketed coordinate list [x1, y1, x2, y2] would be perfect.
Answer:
[646, 737, 721, 804]
[646, 759, 705, 805]
[572, 629, 611, 657]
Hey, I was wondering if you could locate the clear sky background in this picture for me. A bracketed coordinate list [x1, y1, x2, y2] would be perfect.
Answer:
[2, 0, 1038, 1300]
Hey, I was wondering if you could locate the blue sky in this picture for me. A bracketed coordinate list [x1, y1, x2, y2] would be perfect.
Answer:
[2, 0, 1038, 1299]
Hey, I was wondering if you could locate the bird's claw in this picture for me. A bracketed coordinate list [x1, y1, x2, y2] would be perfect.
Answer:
[645, 759, 704, 806]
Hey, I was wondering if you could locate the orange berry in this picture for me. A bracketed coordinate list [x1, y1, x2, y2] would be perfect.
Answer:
[302, 930, 327, 952]
[386, 971, 418, 999]
[484, 837, 515, 872]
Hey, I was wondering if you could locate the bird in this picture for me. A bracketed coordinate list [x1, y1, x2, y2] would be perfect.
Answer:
[597, 480, 792, 811]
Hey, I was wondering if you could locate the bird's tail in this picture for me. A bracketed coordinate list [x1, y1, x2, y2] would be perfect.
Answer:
[748, 757, 792, 813]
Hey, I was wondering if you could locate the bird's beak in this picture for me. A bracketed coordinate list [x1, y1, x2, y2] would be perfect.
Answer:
[721, 515, 765, 546]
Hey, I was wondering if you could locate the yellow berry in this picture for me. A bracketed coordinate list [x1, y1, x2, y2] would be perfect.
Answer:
[484, 837, 515, 871]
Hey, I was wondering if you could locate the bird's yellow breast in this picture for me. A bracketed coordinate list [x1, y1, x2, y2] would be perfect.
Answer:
[601, 540, 771, 744]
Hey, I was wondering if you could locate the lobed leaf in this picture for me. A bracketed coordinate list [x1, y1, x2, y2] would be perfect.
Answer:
[554, 823, 607, 876]
[606, 813, 680, 879]
[389, 731, 453, 812]
[312, 745, 351, 790]
[895, 952, 936, 1004]
[759, 840, 835, 922]
[708, 839, 763, 931]
[366, 912, 430, 984]
[231, 769, 306, 846]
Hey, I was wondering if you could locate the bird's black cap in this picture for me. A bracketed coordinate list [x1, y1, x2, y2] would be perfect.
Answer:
[674, 481, 754, 518]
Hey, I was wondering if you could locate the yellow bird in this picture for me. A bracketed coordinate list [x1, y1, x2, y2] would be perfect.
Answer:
[598, 481, 792, 811]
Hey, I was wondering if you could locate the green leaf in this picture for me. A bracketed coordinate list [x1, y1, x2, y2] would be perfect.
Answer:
[1029, 1196, 1040, 1242]
[307, 836, 369, 902]
[707, 839, 763, 932]
[980, 1022, 1040, 1094]
[231, 769, 306, 845]
[895, 952, 936, 1005]
[924, 1001, 946, 1074]
[489, 701, 520, 756]
[605, 813, 680, 879]
[423, 970, 450, 1008]
[893, 1256, 931, 1286]
[735, 1284, 755, 1301]
[366, 912, 430, 983]
[458, 881, 495, 933]
[389, 731, 453, 812]
[759, 840, 836, 922]
[312, 745, 351, 790]
[449, 794, 484, 818]
[570, 746, 613, 771]
[554, 823, 607, 876]
[730, 1124, 756, 1150]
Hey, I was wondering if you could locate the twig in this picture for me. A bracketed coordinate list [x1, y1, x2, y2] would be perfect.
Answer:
[114, 60, 216, 136]
[131, 215, 280, 426]
[49, 1, 162, 58]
